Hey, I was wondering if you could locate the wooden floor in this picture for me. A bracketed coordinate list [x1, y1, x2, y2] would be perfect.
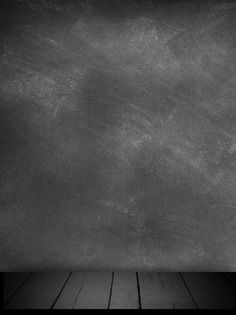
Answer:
[3, 272, 236, 309]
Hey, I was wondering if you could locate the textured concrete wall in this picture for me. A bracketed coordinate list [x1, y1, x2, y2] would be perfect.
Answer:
[0, 0, 236, 271]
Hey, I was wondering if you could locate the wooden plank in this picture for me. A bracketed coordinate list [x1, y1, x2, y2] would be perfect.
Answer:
[139, 272, 196, 309]
[73, 272, 112, 309]
[109, 272, 139, 309]
[3, 272, 32, 305]
[5, 272, 70, 309]
[53, 272, 86, 309]
[181, 273, 236, 309]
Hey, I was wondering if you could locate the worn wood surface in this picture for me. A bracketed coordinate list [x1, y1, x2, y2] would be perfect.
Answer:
[73, 272, 112, 309]
[3, 272, 236, 309]
[139, 272, 197, 309]
[53, 272, 85, 309]
[110, 272, 139, 309]
[0, 0, 236, 271]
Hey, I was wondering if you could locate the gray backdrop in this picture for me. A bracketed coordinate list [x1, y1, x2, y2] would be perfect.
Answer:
[0, 0, 236, 271]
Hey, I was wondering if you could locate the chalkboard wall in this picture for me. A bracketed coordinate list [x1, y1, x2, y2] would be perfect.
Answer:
[0, 0, 236, 271]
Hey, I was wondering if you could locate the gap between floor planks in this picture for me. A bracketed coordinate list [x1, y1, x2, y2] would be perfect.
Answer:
[3, 272, 236, 309]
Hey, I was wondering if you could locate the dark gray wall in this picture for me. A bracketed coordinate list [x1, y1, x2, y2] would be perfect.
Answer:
[0, 0, 236, 271]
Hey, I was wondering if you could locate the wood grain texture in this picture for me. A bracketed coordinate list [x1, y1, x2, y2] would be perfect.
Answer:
[3, 272, 236, 309]
[109, 272, 139, 309]
[139, 272, 196, 309]
[73, 272, 112, 309]
[0, 0, 236, 271]
[53, 272, 86, 309]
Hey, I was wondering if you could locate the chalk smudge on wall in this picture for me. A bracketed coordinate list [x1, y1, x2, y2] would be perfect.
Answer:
[0, 0, 236, 271]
